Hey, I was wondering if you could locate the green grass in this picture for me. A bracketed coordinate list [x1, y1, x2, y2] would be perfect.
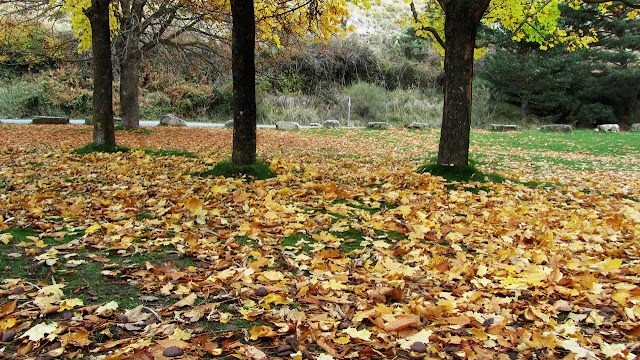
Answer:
[417, 161, 508, 183]
[74, 143, 131, 154]
[74, 143, 195, 158]
[0, 227, 205, 310]
[472, 130, 640, 157]
[197, 160, 276, 180]
[417, 160, 554, 191]
[143, 148, 196, 158]
[469, 130, 640, 172]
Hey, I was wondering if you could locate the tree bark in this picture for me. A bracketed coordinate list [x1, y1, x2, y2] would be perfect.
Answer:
[119, 50, 141, 129]
[520, 94, 529, 125]
[436, 0, 490, 166]
[231, 0, 257, 165]
[85, 0, 116, 146]
[117, 0, 145, 130]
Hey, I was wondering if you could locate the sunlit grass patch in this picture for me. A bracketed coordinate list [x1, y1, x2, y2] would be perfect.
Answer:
[143, 148, 197, 158]
[74, 143, 131, 154]
[197, 159, 276, 180]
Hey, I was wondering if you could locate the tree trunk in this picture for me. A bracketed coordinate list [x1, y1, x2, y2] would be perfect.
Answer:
[119, 51, 141, 129]
[117, 0, 144, 130]
[85, 0, 115, 146]
[520, 94, 529, 125]
[230, 0, 257, 165]
[436, 0, 490, 166]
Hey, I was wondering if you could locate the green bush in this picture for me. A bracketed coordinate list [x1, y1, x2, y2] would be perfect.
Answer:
[346, 82, 386, 122]
[0, 80, 53, 118]
[574, 103, 617, 128]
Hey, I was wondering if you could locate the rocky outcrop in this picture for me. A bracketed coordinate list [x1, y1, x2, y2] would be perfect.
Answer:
[490, 124, 520, 132]
[32, 116, 69, 125]
[323, 120, 340, 128]
[367, 122, 391, 129]
[540, 124, 572, 133]
[596, 124, 620, 133]
[276, 121, 300, 130]
[407, 123, 429, 130]
[159, 114, 186, 127]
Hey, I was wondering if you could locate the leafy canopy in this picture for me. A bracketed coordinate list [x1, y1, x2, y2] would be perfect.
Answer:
[407, 0, 640, 55]
[56, 0, 363, 53]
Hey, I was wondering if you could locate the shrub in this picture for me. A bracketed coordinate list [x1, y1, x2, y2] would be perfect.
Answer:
[574, 103, 617, 128]
[0, 80, 52, 118]
[346, 82, 386, 122]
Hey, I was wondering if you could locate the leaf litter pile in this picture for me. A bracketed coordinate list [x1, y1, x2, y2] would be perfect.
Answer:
[1, 124, 640, 360]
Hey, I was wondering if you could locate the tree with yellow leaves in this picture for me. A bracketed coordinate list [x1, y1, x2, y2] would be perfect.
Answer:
[406, 0, 639, 166]
[54, 0, 355, 155]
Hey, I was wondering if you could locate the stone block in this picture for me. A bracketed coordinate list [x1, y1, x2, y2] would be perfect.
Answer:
[367, 122, 391, 129]
[323, 120, 340, 128]
[32, 116, 69, 125]
[275, 121, 300, 130]
[540, 124, 572, 133]
[407, 122, 429, 130]
[490, 124, 520, 132]
[596, 124, 620, 133]
[159, 114, 186, 127]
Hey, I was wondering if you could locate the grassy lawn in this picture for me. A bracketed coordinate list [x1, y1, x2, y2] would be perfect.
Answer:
[0, 124, 639, 359]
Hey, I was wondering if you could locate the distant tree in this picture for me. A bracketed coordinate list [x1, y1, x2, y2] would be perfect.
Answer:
[85, 0, 115, 146]
[480, 3, 640, 127]
[406, 0, 639, 165]
[0, 1, 80, 74]
[58, 0, 226, 129]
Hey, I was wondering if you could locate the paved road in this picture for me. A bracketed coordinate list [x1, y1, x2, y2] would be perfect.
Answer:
[0, 119, 279, 128]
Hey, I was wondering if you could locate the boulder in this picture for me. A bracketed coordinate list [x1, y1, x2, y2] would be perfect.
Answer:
[490, 124, 520, 132]
[631, 123, 640, 132]
[540, 124, 572, 133]
[275, 121, 300, 130]
[367, 121, 391, 129]
[596, 124, 620, 133]
[309, 123, 322, 128]
[407, 122, 429, 130]
[159, 114, 186, 127]
[32, 116, 69, 125]
[224, 119, 234, 128]
[323, 120, 340, 128]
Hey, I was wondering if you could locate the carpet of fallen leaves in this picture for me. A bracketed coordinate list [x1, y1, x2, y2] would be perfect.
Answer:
[1, 124, 640, 360]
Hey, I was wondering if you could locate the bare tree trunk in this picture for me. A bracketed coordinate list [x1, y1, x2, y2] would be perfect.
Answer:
[117, 0, 144, 130]
[231, 0, 257, 165]
[437, 0, 490, 166]
[520, 94, 529, 124]
[119, 51, 141, 129]
[85, 0, 115, 146]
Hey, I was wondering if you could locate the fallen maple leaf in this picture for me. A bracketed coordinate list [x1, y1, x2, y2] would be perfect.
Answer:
[95, 301, 119, 317]
[169, 292, 198, 310]
[20, 322, 59, 342]
[0, 233, 13, 244]
[0, 300, 17, 316]
[343, 327, 372, 341]
[397, 329, 433, 350]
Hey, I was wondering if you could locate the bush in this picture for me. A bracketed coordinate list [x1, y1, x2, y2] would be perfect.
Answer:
[0, 80, 52, 118]
[346, 82, 386, 122]
[574, 103, 617, 128]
